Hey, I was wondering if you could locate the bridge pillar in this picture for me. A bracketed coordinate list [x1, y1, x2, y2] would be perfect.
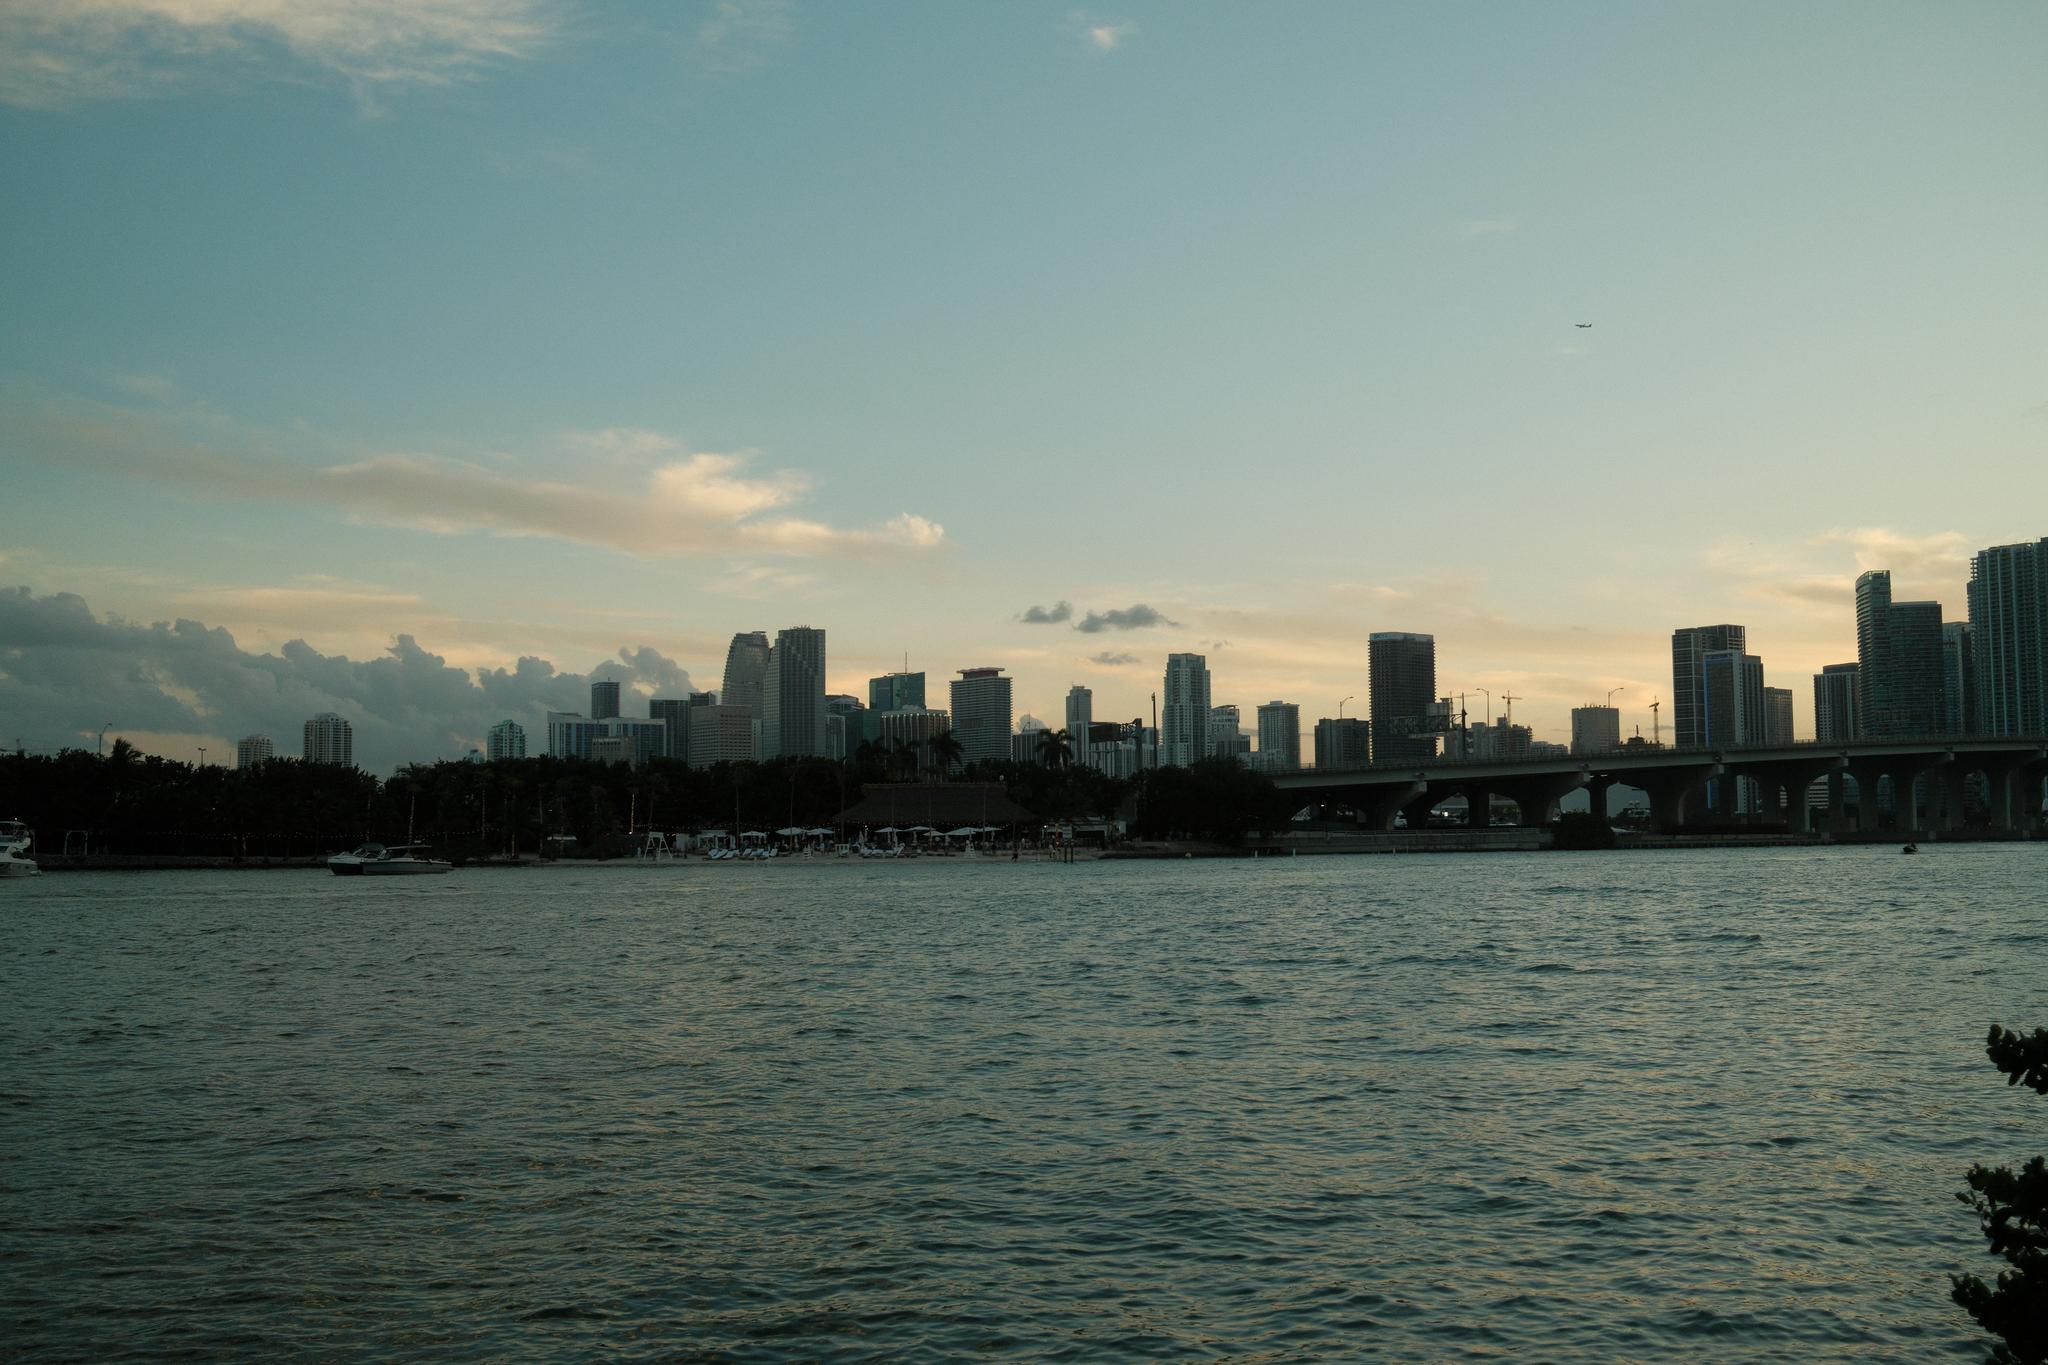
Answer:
[1825, 769, 1849, 833]
[1508, 773, 1591, 828]
[1937, 763, 1969, 835]
[1401, 791, 1437, 831]
[1463, 785, 1493, 829]
[1586, 777, 1615, 824]
[1848, 763, 1888, 833]
[1737, 758, 1840, 836]
[1354, 780, 1427, 832]
[1635, 764, 1719, 834]
[1984, 765, 2023, 833]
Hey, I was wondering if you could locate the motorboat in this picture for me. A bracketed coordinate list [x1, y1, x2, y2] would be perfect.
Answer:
[0, 820, 40, 878]
[328, 843, 454, 876]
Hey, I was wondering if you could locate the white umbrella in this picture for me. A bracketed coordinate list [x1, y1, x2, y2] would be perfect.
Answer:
[945, 826, 977, 837]
[908, 825, 934, 833]
[774, 826, 805, 836]
[876, 826, 901, 834]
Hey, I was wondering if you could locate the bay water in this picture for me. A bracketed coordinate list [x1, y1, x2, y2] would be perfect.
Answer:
[3, 846, 2044, 1360]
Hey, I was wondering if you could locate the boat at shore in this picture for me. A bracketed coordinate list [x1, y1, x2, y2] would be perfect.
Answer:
[327, 843, 453, 876]
[0, 820, 40, 878]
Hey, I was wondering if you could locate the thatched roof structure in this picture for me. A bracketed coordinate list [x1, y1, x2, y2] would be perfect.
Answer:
[836, 782, 1037, 829]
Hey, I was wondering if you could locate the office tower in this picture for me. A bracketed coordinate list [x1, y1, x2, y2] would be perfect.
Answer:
[649, 695, 713, 761]
[876, 707, 953, 774]
[486, 719, 526, 761]
[1161, 653, 1212, 767]
[1671, 625, 1745, 749]
[547, 712, 662, 764]
[302, 713, 353, 767]
[1206, 704, 1249, 761]
[685, 704, 754, 768]
[949, 667, 1014, 768]
[1764, 687, 1794, 745]
[1813, 663, 1861, 742]
[1012, 718, 1052, 765]
[825, 694, 865, 761]
[761, 627, 828, 759]
[235, 734, 274, 769]
[1313, 717, 1369, 770]
[721, 631, 771, 711]
[1466, 718, 1532, 760]
[547, 711, 597, 760]
[1967, 538, 2048, 736]
[1085, 720, 1157, 778]
[1065, 686, 1094, 767]
[1703, 651, 1765, 815]
[1570, 706, 1620, 756]
[1368, 632, 1436, 765]
[1257, 701, 1302, 772]
[1941, 623, 1977, 736]
[1856, 571, 1945, 737]
[869, 671, 926, 713]
[590, 679, 621, 720]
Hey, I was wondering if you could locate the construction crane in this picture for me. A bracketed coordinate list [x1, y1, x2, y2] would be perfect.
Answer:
[1648, 696, 1661, 746]
[1501, 690, 1521, 727]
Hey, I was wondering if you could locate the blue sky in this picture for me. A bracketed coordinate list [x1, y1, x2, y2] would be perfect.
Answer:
[3, 1, 2044, 767]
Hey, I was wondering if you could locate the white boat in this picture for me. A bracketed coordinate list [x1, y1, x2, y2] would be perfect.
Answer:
[327, 843, 454, 876]
[0, 820, 40, 878]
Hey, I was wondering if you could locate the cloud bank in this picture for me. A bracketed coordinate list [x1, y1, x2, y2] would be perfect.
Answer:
[1075, 603, 1179, 633]
[0, 0, 556, 108]
[1018, 600, 1073, 624]
[0, 585, 696, 773]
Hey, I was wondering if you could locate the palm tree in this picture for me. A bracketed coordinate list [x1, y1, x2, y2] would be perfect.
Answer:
[1038, 727, 1074, 770]
[928, 729, 964, 780]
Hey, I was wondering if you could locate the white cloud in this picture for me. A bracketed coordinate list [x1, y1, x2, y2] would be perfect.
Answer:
[0, 0, 555, 108]
[1072, 13, 1135, 53]
[1817, 526, 1971, 576]
[8, 396, 947, 563]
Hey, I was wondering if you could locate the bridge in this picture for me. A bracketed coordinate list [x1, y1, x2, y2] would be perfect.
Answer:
[1273, 737, 2048, 836]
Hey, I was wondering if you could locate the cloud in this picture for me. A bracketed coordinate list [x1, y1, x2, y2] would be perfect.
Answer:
[1074, 603, 1179, 633]
[0, 585, 696, 772]
[1454, 218, 1517, 239]
[1019, 600, 1073, 624]
[8, 398, 946, 563]
[0, 0, 556, 109]
[1071, 13, 1135, 53]
[1817, 526, 1971, 577]
[1087, 651, 1140, 666]
[694, 0, 792, 73]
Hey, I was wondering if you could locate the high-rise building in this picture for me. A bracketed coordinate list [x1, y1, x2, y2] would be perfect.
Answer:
[649, 694, 713, 761]
[721, 632, 771, 711]
[302, 713, 353, 767]
[235, 734, 274, 769]
[685, 704, 754, 768]
[1671, 625, 1745, 749]
[876, 707, 953, 774]
[547, 712, 664, 765]
[1313, 717, 1369, 770]
[1967, 538, 2047, 736]
[1085, 720, 1157, 778]
[1569, 706, 1620, 756]
[1064, 686, 1093, 767]
[590, 679, 621, 720]
[486, 719, 526, 761]
[1256, 701, 1301, 772]
[825, 694, 865, 761]
[1764, 687, 1794, 745]
[868, 671, 926, 713]
[1207, 704, 1250, 761]
[758, 627, 827, 760]
[1465, 718, 1531, 761]
[949, 667, 1014, 768]
[1703, 651, 1765, 815]
[1368, 632, 1436, 765]
[1856, 570, 1946, 737]
[1813, 663, 1861, 742]
[1161, 653, 1212, 767]
[1940, 623, 1977, 736]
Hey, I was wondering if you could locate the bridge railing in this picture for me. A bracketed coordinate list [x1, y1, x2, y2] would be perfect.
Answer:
[1289, 733, 2048, 780]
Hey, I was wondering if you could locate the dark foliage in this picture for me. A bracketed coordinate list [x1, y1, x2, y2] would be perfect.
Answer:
[1129, 758, 1291, 845]
[1953, 1025, 2048, 1364]
[1550, 810, 1617, 850]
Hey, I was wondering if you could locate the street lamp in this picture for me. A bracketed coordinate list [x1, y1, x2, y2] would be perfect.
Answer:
[1338, 694, 1354, 718]
[196, 746, 207, 768]
[98, 722, 113, 756]
[1606, 687, 1626, 708]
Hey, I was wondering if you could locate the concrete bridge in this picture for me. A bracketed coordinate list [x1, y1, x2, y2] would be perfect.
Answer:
[1274, 737, 2048, 836]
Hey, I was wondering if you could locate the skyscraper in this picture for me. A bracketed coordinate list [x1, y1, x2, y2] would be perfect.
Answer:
[1161, 653, 1212, 767]
[1313, 717, 1369, 770]
[721, 631, 771, 710]
[1941, 622, 1978, 736]
[302, 713, 353, 766]
[949, 667, 1014, 768]
[868, 671, 926, 713]
[1569, 706, 1620, 756]
[1813, 663, 1861, 742]
[649, 695, 713, 761]
[1967, 538, 2047, 736]
[1065, 685, 1093, 767]
[1208, 705, 1250, 761]
[1671, 624, 1745, 749]
[1368, 632, 1436, 765]
[590, 679, 621, 720]
[1856, 571, 1945, 737]
[486, 719, 526, 761]
[1703, 650, 1765, 815]
[761, 626, 827, 759]
[235, 734, 274, 769]
[1764, 687, 1795, 746]
[1256, 701, 1301, 771]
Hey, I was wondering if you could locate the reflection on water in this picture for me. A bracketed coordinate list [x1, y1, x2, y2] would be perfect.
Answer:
[3, 846, 2042, 1360]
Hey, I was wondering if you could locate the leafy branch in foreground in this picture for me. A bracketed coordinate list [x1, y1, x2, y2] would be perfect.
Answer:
[1952, 1025, 2048, 1364]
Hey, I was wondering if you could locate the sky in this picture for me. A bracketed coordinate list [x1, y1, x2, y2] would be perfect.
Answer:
[2, 0, 2044, 772]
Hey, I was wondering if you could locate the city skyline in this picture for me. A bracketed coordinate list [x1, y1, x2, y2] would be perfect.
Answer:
[2, 4, 2044, 769]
